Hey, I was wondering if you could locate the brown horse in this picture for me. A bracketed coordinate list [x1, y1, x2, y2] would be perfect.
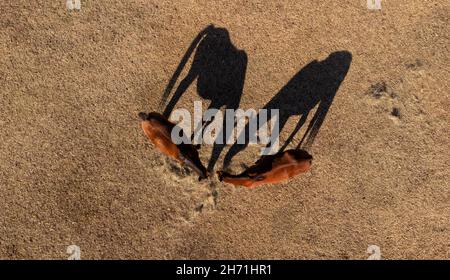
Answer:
[217, 149, 312, 188]
[139, 112, 207, 180]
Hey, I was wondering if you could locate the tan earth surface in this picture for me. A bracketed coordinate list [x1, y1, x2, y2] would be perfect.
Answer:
[0, 0, 449, 259]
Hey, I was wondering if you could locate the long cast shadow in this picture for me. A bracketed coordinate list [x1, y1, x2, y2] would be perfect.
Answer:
[223, 51, 352, 168]
[160, 24, 247, 171]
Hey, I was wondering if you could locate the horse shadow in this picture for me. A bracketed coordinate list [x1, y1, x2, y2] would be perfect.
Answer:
[160, 24, 247, 171]
[223, 51, 352, 168]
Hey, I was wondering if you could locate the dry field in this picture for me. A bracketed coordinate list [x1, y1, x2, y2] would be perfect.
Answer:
[0, 0, 449, 259]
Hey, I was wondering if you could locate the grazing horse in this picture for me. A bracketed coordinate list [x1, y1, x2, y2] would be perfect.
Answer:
[139, 112, 208, 180]
[217, 149, 312, 188]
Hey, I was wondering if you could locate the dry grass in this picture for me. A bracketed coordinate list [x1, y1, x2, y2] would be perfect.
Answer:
[0, 0, 448, 259]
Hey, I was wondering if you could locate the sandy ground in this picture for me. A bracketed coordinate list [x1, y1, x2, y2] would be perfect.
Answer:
[0, 0, 449, 259]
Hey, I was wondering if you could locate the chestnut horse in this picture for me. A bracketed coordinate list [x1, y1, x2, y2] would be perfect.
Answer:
[139, 112, 207, 180]
[217, 149, 312, 188]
